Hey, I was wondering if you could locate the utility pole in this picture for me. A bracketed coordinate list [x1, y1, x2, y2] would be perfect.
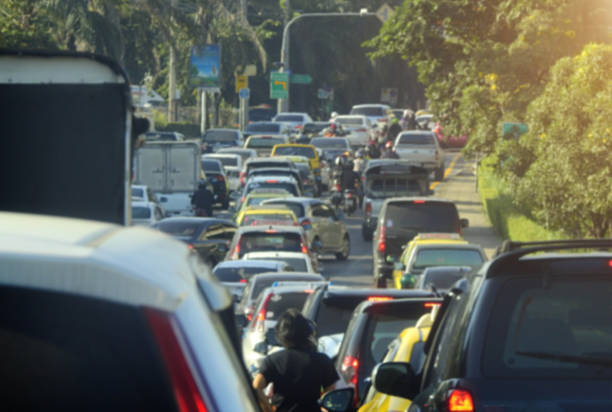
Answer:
[168, 0, 178, 122]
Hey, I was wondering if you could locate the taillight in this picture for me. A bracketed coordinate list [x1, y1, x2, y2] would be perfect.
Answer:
[145, 309, 209, 412]
[301, 242, 309, 254]
[232, 242, 241, 259]
[240, 172, 246, 186]
[413, 200, 425, 204]
[217, 174, 224, 182]
[448, 389, 474, 412]
[187, 244, 194, 250]
[334, 183, 341, 191]
[424, 302, 441, 308]
[347, 192, 353, 199]
[365, 202, 372, 216]
[377, 226, 386, 254]
[240, 278, 247, 283]
[368, 296, 392, 302]
[609, 259, 612, 268]
[341, 355, 360, 406]
[251, 293, 272, 332]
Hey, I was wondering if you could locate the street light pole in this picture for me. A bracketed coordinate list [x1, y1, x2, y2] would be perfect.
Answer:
[277, 10, 375, 114]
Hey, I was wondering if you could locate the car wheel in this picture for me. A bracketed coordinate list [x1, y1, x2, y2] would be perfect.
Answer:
[435, 164, 445, 181]
[335, 235, 350, 261]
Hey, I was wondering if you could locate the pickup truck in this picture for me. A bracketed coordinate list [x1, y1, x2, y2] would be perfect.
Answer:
[361, 159, 432, 241]
[133, 141, 201, 216]
[393, 131, 445, 181]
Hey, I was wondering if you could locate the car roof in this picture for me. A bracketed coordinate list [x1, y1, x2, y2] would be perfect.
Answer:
[246, 157, 293, 165]
[218, 147, 255, 153]
[243, 251, 309, 259]
[213, 259, 284, 269]
[335, 115, 366, 119]
[383, 197, 453, 205]
[247, 175, 297, 183]
[412, 243, 481, 251]
[246, 190, 292, 197]
[352, 103, 390, 108]
[131, 200, 155, 208]
[318, 284, 434, 298]
[242, 204, 294, 212]
[273, 143, 315, 148]
[250, 272, 325, 282]
[203, 153, 240, 159]
[204, 128, 240, 132]
[263, 197, 322, 206]
[236, 225, 304, 234]
[0, 212, 228, 312]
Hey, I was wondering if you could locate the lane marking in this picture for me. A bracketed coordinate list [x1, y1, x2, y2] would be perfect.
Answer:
[430, 152, 461, 191]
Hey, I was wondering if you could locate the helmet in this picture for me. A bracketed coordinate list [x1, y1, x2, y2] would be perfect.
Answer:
[385, 141, 393, 149]
[331, 111, 338, 118]
[403, 109, 411, 117]
[355, 149, 365, 158]
[334, 156, 345, 167]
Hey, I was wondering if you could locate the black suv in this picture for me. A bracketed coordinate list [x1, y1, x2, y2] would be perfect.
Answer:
[372, 239, 612, 411]
[335, 297, 442, 406]
[372, 198, 469, 287]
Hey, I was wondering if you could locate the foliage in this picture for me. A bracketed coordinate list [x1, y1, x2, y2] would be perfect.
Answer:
[156, 122, 201, 138]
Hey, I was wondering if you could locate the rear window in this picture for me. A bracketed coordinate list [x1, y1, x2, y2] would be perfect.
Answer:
[483, 276, 612, 379]
[263, 291, 310, 321]
[132, 206, 151, 219]
[384, 202, 459, 233]
[278, 257, 308, 272]
[335, 117, 363, 126]
[206, 156, 237, 167]
[316, 296, 366, 337]
[362, 313, 422, 368]
[201, 160, 222, 172]
[274, 146, 315, 158]
[275, 115, 304, 122]
[239, 232, 302, 256]
[155, 220, 200, 237]
[311, 139, 349, 149]
[241, 214, 294, 226]
[265, 201, 305, 218]
[367, 176, 423, 198]
[204, 130, 238, 142]
[398, 133, 435, 145]
[213, 266, 274, 282]
[0, 287, 177, 409]
[252, 275, 322, 301]
[246, 182, 298, 196]
[246, 123, 281, 133]
[351, 107, 384, 116]
[131, 187, 144, 198]
[411, 249, 484, 271]
[247, 161, 291, 172]
[303, 123, 329, 134]
[419, 270, 465, 290]
[247, 137, 286, 148]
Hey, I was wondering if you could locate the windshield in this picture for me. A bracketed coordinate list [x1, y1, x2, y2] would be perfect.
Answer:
[131, 187, 144, 199]
[483, 276, 612, 378]
[274, 146, 315, 158]
[132, 206, 151, 219]
[397, 133, 435, 145]
[384, 202, 459, 233]
[311, 138, 349, 149]
[316, 296, 366, 337]
[247, 137, 285, 148]
[411, 249, 484, 271]
[303, 123, 329, 134]
[204, 130, 238, 142]
[351, 107, 385, 116]
[264, 202, 305, 218]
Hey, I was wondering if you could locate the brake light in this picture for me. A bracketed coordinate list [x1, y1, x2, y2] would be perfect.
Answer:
[265, 229, 277, 234]
[413, 200, 426, 204]
[424, 302, 441, 308]
[347, 192, 353, 198]
[368, 296, 392, 302]
[187, 244, 194, 250]
[448, 389, 474, 412]
[240, 171, 246, 186]
[377, 226, 386, 254]
[301, 242, 309, 254]
[334, 183, 341, 192]
[609, 259, 612, 268]
[232, 242, 241, 259]
[145, 309, 209, 412]
[252, 293, 273, 332]
[216, 174, 224, 182]
[240, 279, 247, 283]
[266, 179, 279, 183]
[341, 355, 360, 406]
[365, 202, 372, 217]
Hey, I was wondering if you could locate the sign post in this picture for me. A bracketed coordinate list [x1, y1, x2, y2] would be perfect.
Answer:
[239, 88, 250, 131]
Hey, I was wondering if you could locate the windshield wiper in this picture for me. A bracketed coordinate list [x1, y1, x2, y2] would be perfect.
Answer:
[516, 351, 612, 368]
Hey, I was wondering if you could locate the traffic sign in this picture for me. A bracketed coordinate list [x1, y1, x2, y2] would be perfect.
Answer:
[239, 88, 250, 99]
[270, 71, 289, 99]
[235, 74, 247, 93]
[290, 73, 312, 84]
[376, 4, 394, 23]
[502, 122, 528, 139]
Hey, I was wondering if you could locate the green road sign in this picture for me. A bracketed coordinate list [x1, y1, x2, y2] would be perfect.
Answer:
[290, 73, 312, 84]
[502, 122, 528, 139]
[270, 71, 289, 99]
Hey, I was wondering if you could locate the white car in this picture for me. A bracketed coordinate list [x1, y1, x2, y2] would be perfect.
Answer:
[393, 131, 445, 180]
[332, 114, 375, 146]
[0, 212, 261, 411]
[350, 103, 393, 128]
[272, 112, 313, 133]
[242, 251, 316, 273]
[131, 199, 165, 226]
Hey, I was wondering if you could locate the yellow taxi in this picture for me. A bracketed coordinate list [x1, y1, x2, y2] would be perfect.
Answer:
[392, 233, 467, 289]
[234, 191, 293, 222]
[358, 311, 435, 412]
[236, 205, 297, 227]
[270, 143, 321, 174]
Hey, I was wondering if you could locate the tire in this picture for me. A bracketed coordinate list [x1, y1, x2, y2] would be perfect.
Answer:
[335, 235, 350, 261]
[434, 164, 445, 181]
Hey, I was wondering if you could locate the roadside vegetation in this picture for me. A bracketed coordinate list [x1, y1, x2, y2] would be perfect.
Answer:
[367, 0, 612, 238]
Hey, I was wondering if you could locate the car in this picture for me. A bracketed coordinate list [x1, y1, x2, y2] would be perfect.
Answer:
[350, 103, 393, 128]
[244, 134, 290, 156]
[131, 199, 165, 226]
[361, 160, 432, 241]
[272, 112, 314, 132]
[333, 115, 375, 146]
[415, 113, 435, 130]
[241, 157, 299, 186]
[237, 272, 327, 322]
[359, 314, 435, 412]
[201, 157, 230, 208]
[395, 242, 487, 289]
[301, 284, 434, 359]
[416, 265, 473, 293]
[393, 131, 445, 181]
[271, 143, 321, 176]
[225, 225, 311, 261]
[248, 105, 276, 122]
[244, 121, 291, 139]
[144, 130, 184, 141]
[246, 167, 304, 194]
[216, 147, 258, 164]
[372, 198, 469, 288]
[242, 175, 302, 198]
[371, 239, 612, 412]
[262, 197, 350, 260]
[335, 297, 442, 406]
[297, 121, 331, 141]
[131, 184, 159, 203]
[236, 205, 298, 227]
[201, 128, 244, 153]
[153, 217, 236, 266]
[242, 282, 324, 375]
[243, 251, 316, 273]
[310, 137, 351, 163]
[203, 153, 243, 193]
[285, 157, 320, 197]
[212, 259, 290, 302]
[0, 212, 260, 411]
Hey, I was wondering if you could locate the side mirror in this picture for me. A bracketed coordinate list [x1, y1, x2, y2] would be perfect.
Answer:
[460, 218, 469, 228]
[372, 361, 419, 400]
[319, 388, 355, 412]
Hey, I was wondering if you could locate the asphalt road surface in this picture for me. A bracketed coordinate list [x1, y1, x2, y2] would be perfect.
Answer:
[321, 150, 501, 287]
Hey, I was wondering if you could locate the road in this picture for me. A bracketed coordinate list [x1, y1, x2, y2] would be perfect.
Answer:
[320, 150, 501, 286]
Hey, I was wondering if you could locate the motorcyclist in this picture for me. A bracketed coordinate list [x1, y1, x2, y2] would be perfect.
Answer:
[386, 117, 402, 143]
[191, 180, 214, 217]
[366, 140, 381, 159]
[400, 109, 417, 130]
[381, 141, 400, 159]
[353, 149, 367, 174]
[340, 159, 360, 192]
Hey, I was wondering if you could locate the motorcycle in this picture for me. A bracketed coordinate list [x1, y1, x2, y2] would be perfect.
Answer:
[343, 188, 357, 215]
[330, 180, 357, 216]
